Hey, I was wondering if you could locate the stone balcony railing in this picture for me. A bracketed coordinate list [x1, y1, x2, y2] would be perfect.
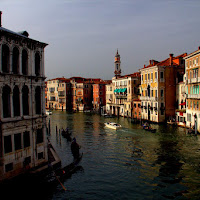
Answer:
[140, 96, 158, 101]
[187, 94, 200, 98]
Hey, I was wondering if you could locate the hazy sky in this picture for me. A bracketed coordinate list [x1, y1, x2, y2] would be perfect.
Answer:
[1, 0, 200, 80]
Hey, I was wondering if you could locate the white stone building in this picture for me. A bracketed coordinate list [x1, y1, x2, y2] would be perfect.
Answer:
[0, 12, 48, 181]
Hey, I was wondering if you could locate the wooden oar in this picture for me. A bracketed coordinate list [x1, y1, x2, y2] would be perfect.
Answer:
[53, 171, 67, 191]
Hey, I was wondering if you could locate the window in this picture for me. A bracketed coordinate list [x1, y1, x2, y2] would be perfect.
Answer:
[2, 85, 11, 118]
[13, 86, 20, 117]
[155, 72, 157, 79]
[14, 133, 22, 151]
[23, 131, 30, 148]
[151, 73, 153, 79]
[4, 135, 12, 154]
[12, 47, 19, 74]
[22, 85, 29, 115]
[35, 87, 41, 114]
[161, 89, 164, 97]
[22, 49, 28, 75]
[155, 90, 157, 97]
[38, 152, 44, 160]
[36, 129, 43, 144]
[187, 113, 191, 122]
[5, 163, 13, 172]
[160, 72, 164, 79]
[2, 44, 10, 73]
[35, 52, 40, 76]
[161, 102, 164, 115]
[148, 74, 150, 80]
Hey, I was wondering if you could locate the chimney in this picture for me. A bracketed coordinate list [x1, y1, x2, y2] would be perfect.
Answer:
[198, 46, 200, 50]
[0, 11, 2, 27]
[169, 53, 173, 66]
[149, 60, 152, 65]
[144, 65, 146, 68]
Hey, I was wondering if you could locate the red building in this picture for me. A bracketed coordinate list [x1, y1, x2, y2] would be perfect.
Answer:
[132, 99, 141, 121]
[93, 80, 111, 113]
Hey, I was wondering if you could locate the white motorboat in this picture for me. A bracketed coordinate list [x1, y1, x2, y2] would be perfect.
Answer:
[46, 110, 52, 115]
[104, 122, 122, 130]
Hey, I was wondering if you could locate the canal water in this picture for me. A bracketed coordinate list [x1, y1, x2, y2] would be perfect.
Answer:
[43, 111, 200, 200]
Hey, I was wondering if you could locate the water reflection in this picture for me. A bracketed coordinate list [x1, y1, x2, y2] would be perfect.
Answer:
[47, 111, 200, 200]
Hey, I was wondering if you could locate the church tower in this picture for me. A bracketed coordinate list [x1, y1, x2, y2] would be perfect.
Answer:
[114, 49, 121, 78]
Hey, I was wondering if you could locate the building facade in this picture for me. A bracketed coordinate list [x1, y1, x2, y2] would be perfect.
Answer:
[106, 50, 140, 117]
[140, 53, 186, 123]
[46, 78, 71, 111]
[93, 80, 111, 113]
[0, 13, 48, 181]
[175, 75, 186, 126]
[185, 47, 200, 132]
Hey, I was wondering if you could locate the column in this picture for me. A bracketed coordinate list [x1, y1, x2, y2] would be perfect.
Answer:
[9, 52, 13, 73]
[10, 92, 13, 118]
[19, 91, 23, 117]
[0, 44, 2, 73]
[19, 49, 22, 75]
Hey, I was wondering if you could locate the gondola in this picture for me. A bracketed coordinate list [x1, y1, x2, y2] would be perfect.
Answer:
[61, 130, 72, 141]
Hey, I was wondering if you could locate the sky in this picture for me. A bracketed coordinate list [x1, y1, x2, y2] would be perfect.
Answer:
[1, 0, 200, 80]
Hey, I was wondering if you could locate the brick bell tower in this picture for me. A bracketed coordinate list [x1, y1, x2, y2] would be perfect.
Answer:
[114, 49, 121, 78]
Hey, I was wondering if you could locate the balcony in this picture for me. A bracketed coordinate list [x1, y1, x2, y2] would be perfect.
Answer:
[58, 91, 65, 97]
[140, 96, 157, 101]
[191, 77, 198, 83]
[59, 99, 66, 103]
[115, 93, 127, 99]
[187, 94, 200, 99]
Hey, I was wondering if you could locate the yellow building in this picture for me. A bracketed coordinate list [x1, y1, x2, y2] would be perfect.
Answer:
[140, 53, 186, 123]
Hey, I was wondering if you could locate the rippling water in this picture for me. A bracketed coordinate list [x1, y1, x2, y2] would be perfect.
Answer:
[3, 111, 199, 200]
[41, 111, 200, 200]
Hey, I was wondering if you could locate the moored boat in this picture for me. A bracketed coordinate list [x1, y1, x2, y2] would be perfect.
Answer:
[104, 122, 122, 130]
[46, 110, 52, 115]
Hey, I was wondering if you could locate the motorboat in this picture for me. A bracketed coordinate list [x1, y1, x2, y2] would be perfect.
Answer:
[104, 122, 122, 130]
[46, 110, 52, 115]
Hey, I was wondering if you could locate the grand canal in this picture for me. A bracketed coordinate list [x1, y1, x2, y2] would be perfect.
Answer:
[43, 111, 200, 200]
[3, 111, 200, 200]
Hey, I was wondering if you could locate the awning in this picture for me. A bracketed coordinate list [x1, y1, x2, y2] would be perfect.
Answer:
[179, 102, 186, 106]
[121, 88, 127, 92]
[114, 89, 118, 93]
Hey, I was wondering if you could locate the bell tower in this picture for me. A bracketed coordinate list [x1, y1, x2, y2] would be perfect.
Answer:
[114, 49, 121, 78]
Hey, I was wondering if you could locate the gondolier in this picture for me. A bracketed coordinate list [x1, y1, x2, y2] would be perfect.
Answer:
[71, 137, 80, 159]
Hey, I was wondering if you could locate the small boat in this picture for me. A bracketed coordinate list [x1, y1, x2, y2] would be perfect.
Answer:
[46, 110, 52, 115]
[142, 124, 156, 133]
[104, 122, 122, 130]
[55, 153, 83, 180]
[61, 130, 72, 141]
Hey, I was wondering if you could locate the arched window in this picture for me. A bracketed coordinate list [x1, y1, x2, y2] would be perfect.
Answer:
[13, 86, 20, 116]
[35, 86, 41, 114]
[2, 44, 10, 73]
[22, 49, 28, 75]
[2, 85, 11, 118]
[12, 47, 19, 74]
[35, 52, 40, 76]
[22, 85, 29, 115]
